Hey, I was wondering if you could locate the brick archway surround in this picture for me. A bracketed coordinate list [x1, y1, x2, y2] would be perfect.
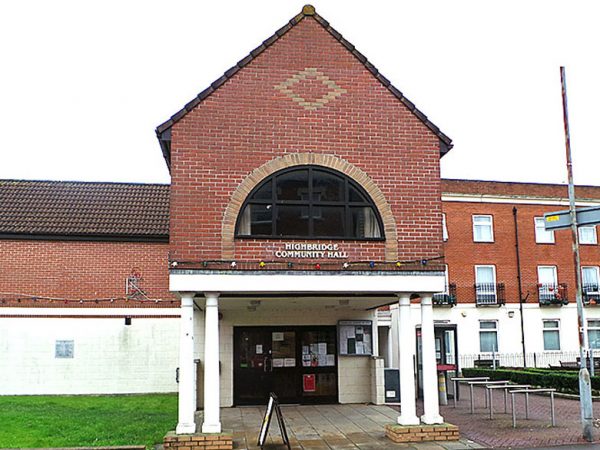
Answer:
[221, 153, 398, 261]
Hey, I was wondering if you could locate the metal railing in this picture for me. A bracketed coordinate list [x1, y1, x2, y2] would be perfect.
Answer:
[538, 283, 569, 306]
[474, 282, 505, 306]
[433, 283, 457, 306]
[459, 350, 588, 369]
[583, 283, 600, 305]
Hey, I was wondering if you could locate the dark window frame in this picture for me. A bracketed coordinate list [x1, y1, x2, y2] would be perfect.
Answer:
[235, 166, 385, 241]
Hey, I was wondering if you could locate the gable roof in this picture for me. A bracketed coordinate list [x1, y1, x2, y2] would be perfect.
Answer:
[0, 180, 170, 241]
[155, 5, 453, 169]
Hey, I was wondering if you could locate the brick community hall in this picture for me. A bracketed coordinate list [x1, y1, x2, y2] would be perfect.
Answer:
[2, 5, 600, 448]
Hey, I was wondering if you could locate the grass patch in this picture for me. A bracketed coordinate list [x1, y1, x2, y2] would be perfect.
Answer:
[0, 393, 177, 449]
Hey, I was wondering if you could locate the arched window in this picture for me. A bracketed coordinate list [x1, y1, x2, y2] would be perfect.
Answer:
[236, 166, 384, 240]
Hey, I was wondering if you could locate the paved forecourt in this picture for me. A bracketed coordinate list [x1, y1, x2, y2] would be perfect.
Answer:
[196, 404, 483, 449]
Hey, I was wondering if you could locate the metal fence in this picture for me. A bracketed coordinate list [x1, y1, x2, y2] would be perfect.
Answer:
[459, 350, 600, 369]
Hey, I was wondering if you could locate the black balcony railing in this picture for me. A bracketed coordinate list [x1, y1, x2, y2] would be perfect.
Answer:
[433, 283, 457, 307]
[583, 284, 600, 305]
[538, 283, 569, 306]
[474, 282, 505, 306]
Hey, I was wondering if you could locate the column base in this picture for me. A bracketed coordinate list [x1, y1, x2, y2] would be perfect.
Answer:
[201, 422, 222, 433]
[176, 422, 197, 434]
[385, 423, 459, 443]
[421, 414, 444, 425]
[397, 415, 420, 426]
[164, 430, 233, 450]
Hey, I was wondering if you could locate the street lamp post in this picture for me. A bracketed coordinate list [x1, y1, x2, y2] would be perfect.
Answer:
[560, 66, 594, 442]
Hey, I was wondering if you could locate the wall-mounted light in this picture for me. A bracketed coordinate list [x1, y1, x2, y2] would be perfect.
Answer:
[125, 317, 132, 326]
[460, 311, 467, 318]
[508, 311, 515, 318]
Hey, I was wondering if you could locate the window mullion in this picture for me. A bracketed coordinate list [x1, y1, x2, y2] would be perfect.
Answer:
[272, 174, 278, 237]
[344, 177, 349, 238]
[308, 167, 314, 237]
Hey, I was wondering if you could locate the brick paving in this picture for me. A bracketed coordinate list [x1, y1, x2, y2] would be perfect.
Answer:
[194, 391, 600, 449]
[196, 405, 484, 450]
[435, 385, 600, 448]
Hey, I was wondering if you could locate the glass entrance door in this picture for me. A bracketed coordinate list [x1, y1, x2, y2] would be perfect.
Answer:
[233, 326, 337, 405]
[415, 324, 458, 398]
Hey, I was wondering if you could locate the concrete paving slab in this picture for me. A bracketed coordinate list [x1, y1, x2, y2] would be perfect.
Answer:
[197, 405, 483, 450]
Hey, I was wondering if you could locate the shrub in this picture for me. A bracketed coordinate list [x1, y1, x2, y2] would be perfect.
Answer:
[462, 367, 600, 393]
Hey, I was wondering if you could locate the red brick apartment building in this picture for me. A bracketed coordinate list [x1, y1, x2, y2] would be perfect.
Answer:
[1, 4, 599, 442]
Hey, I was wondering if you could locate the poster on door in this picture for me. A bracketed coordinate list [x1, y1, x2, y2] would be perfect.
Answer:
[303, 374, 316, 392]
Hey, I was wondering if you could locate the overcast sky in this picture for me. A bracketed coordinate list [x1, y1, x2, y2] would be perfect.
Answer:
[1, 1, 598, 186]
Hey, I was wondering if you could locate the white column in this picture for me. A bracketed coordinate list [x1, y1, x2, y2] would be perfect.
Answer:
[372, 309, 380, 357]
[420, 294, 444, 424]
[202, 292, 221, 433]
[387, 326, 393, 368]
[397, 294, 419, 425]
[176, 293, 197, 434]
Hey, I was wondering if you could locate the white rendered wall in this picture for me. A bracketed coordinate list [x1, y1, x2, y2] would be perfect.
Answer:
[193, 303, 375, 406]
[0, 312, 179, 395]
[386, 303, 600, 367]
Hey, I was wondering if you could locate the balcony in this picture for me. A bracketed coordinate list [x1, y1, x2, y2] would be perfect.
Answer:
[538, 283, 569, 306]
[474, 282, 505, 306]
[433, 283, 457, 307]
[583, 284, 600, 305]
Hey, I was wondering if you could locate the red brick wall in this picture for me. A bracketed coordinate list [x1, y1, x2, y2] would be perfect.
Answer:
[0, 239, 175, 307]
[443, 201, 600, 304]
[169, 17, 444, 265]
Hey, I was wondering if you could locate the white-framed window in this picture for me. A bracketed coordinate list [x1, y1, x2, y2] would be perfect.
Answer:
[473, 215, 494, 242]
[534, 217, 554, 244]
[537, 266, 559, 303]
[475, 265, 497, 304]
[582, 266, 599, 288]
[55, 340, 74, 358]
[433, 265, 453, 305]
[579, 226, 597, 245]
[479, 320, 498, 352]
[582, 266, 600, 303]
[543, 320, 560, 351]
[442, 213, 448, 241]
[588, 320, 600, 350]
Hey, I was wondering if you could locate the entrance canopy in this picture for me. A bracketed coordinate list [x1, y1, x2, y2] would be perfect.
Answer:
[170, 270, 445, 299]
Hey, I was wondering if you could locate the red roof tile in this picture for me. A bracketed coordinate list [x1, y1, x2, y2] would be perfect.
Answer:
[0, 180, 169, 239]
[442, 179, 600, 200]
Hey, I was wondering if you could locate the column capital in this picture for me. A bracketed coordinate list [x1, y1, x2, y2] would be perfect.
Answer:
[180, 294, 194, 307]
[420, 294, 433, 306]
[204, 292, 220, 307]
[397, 293, 412, 305]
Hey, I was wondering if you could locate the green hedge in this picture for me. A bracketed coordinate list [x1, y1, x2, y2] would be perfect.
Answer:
[462, 367, 600, 393]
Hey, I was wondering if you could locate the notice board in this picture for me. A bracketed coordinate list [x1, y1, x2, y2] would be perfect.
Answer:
[338, 320, 373, 356]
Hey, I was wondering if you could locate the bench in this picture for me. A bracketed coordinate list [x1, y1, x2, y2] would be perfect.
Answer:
[560, 360, 579, 369]
[473, 359, 500, 368]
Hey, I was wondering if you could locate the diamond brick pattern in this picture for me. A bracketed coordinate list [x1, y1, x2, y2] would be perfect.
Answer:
[274, 68, 347, 111]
